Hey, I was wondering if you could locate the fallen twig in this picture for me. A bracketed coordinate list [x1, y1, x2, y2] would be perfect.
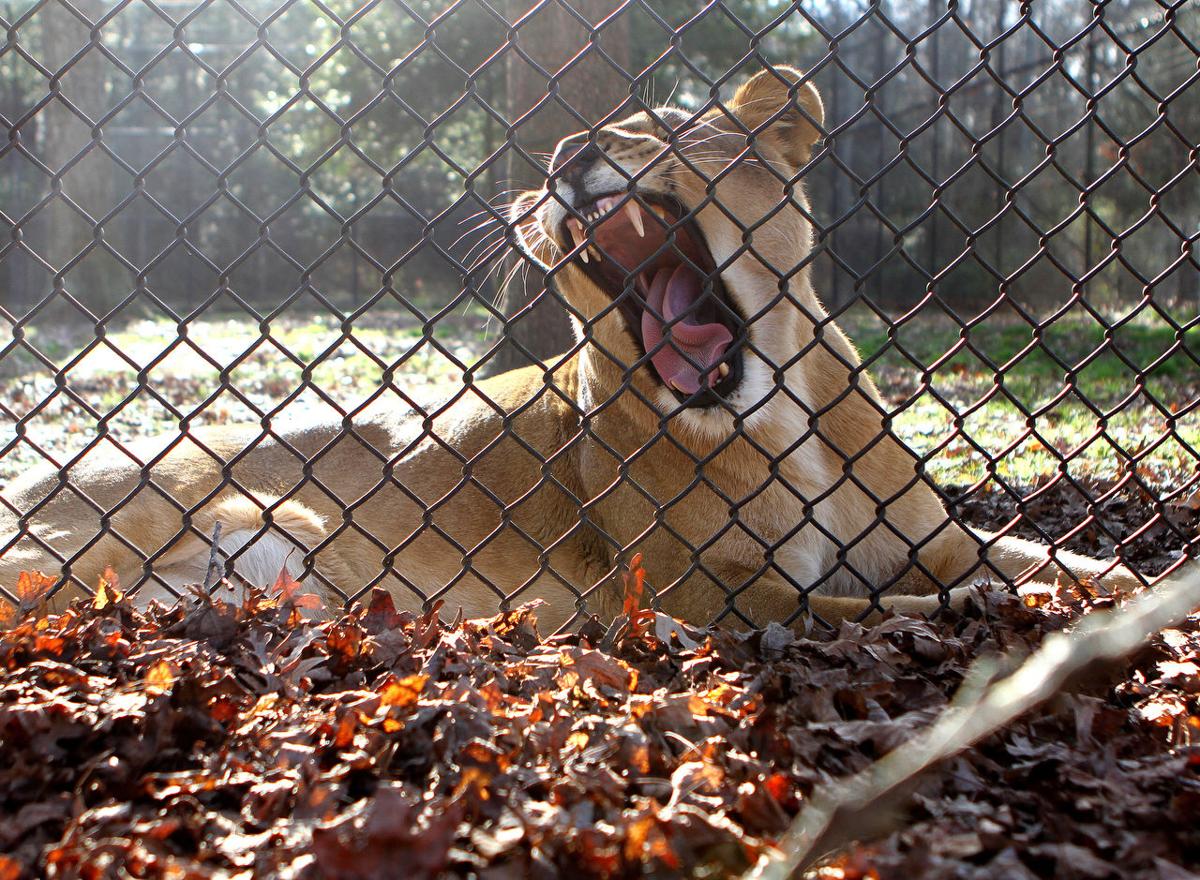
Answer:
[748, 568, 1200, 879]
[200, 522, 224, 593]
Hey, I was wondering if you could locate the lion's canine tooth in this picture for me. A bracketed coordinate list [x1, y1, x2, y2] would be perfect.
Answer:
[568, 219, 586, 253]
[579, 246, 590, 263]
[625, 201, 645, 237]
[717, 362, 730, 379]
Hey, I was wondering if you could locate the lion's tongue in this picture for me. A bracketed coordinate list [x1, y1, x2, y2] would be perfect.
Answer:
[641, 262, 733, 394]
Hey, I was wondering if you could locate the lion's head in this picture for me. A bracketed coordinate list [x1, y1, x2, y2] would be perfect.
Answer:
[510, 66, 826, 434]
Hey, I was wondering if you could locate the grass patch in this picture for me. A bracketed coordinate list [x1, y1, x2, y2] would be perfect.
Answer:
[841, 304, 1199, 486]
[1, 304, 1195, 492]
[0, 307, 493, 486]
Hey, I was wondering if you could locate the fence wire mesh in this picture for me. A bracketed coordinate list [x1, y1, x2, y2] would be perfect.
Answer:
[0, 0, 1197, 629]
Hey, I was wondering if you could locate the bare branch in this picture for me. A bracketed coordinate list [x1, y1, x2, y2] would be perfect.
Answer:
[201, 522, 224, 594]
[748, 569, 1200, 879]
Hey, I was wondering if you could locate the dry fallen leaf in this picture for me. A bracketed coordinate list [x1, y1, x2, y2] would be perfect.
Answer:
[0, 855, 21, 880]
[622, 552, 651, 637]
[272, 563, 322, 610]
[16, 570, 55, 606]
[0, 569, 1197, 879]
[144, 660, 176, 695]
[94, 565, 123, 610]
[379, 673, 427, 708]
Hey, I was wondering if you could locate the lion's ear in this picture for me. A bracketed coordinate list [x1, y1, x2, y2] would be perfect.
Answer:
[508, 190, 553, 270]
[729, 66, 824, 168]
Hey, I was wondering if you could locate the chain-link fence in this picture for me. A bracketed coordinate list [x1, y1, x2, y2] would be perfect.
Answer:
[1, 0, 1197, 629]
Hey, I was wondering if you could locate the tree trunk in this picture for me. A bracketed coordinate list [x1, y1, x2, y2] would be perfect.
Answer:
[486, 0, 631, 375]
[38, 0, 114, 320]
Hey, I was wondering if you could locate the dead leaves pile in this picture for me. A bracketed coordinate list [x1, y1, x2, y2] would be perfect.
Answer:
[950, 475, 1199, 577]
[0, 580, 1198, 879]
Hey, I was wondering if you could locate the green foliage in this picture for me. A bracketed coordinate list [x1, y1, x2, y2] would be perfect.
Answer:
[1, 0, 1195, 491]
[3, 0, 1196, 319]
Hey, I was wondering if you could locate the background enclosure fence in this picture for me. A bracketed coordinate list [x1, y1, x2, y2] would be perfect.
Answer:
[0, 0, 1197, 623]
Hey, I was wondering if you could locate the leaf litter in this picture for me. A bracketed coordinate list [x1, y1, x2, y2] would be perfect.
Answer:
[0, 570, 1198, 878]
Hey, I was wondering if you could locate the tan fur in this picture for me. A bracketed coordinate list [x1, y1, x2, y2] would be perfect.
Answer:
[0, 67, 1145, 629]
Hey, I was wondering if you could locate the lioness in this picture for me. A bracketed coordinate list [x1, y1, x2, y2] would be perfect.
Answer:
[0, 67, 1143, 629]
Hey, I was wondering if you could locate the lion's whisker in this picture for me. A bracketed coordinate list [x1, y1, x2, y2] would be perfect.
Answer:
[451, 218, 505, 252]
[464, 235, 509, 276]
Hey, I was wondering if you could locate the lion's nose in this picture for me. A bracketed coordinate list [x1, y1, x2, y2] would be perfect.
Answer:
[549, 133, 602, 192]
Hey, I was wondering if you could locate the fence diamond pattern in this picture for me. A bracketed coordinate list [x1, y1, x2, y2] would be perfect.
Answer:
[0, 0, 1197, 627]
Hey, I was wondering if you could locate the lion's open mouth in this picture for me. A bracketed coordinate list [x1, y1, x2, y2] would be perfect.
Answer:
[561, 194, 743, 406]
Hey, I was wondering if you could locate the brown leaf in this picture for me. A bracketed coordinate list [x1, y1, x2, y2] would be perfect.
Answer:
[558, 647, 635, 692]
[360, 588, 404, 633]
[272, 564, 321, 610]
[311, 789, 459, 880]
[93, 579, 111, 610]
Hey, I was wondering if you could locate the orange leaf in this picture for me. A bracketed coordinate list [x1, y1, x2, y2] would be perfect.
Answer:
[333, 712, 356, 749]
[452, 765, 491, 800]
[0, 855, 20, 880]
[272, 564, 322, 610]
[102, 564, 121, 595]
[94, 565, 123, 608]
[209, 697, 239, 723]
[623, 814, 680, 869]
[34, 634, 64, 656]
[145, 660, 176, 695]
[272, 563, 303, 600]
[764, 771, 792, 803]
[327, 624, 363, 659]
[16, 570, 55, 605]
[379, 673, 428, 708]
[0, 601, 15, 627]
[622, 552, 646, 636]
